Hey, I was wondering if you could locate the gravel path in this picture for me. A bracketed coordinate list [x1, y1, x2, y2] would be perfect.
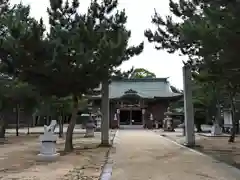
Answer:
[111, 130, 240, 180]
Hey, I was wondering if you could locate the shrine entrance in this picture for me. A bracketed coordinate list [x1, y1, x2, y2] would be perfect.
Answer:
[119, 108, 142, 125]
[117, 89, 145, 128]
[132, 110, 142, 125]
[120, 110, 130, 125]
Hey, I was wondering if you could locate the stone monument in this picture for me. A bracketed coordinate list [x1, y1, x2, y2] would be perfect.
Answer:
[163, 107, 175, 132]
[85, 116, 96, 137]
[37, 120, 59, 161]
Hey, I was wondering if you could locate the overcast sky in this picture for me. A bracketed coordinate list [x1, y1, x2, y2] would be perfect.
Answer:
[10, 0, 184, 89]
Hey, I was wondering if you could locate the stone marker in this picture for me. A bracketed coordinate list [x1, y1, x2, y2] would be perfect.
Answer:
[37, 120, 59, 161]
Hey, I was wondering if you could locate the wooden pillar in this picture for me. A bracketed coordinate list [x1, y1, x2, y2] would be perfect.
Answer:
[130, 109, 132, 125]
[142, 99, 145, 127]
[142, 108, 145, 128]
[117, 108, 120, 128]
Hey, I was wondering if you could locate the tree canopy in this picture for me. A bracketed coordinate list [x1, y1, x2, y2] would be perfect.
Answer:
[113, 67, 156, 79]
[0, 0, 144, 150]
[145, 0, 240, 141]
[130, 68, 156, 78]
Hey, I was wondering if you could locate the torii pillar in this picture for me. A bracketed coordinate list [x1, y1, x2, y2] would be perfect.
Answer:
[183, 65, 195, 147]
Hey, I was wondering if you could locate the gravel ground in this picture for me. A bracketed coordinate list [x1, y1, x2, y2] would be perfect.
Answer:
[0, 130, 116, 180]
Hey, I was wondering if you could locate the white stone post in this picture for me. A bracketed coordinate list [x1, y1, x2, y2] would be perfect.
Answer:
[183, 65, 195, 146]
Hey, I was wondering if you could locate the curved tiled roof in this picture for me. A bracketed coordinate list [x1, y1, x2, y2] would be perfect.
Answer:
[109, 78, 181, 99]
[92, 78, 182, 99]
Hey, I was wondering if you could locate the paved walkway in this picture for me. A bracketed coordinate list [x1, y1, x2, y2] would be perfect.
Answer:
[111, 130, 240, 180]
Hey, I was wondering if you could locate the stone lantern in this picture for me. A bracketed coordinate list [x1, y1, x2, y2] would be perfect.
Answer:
[84, 115, 96, 137]
[146, 113, 154, 129]
[163, 107, 175, 132]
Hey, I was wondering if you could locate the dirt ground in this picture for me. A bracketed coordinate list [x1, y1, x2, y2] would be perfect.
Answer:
[195, 136, 240, 169]
[0, 131, 115, 180]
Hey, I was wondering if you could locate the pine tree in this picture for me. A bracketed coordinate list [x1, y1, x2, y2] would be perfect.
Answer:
[0, 0, 143, 151]
[145, 0, 240, 142]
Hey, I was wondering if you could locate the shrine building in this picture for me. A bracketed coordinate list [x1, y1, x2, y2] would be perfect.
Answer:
[90, 78, 182, 128]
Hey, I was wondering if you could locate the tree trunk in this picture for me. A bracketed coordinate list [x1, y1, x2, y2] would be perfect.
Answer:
[100, 80, 110, 146]
[27, 118, 30, 135]
[213, 86, 221, 125]
[48, 116, 51, 125]
[58, 114, 64, 138]
[205, 109, 211, 125]
[216, 103, 221, 125]
[196, 123, 202, 132]
[0, 117, 6, 139]
[229, 93, 236, 143]
[32, 115, 35, 127]
[16, 104, 20, 136]
[64, 95, 79, 152]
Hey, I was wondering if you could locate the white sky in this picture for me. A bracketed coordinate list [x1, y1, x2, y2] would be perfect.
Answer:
[10, 0, 184, 89]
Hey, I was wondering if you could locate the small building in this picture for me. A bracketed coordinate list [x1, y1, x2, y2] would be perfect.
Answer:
[90, 78, 182, 128]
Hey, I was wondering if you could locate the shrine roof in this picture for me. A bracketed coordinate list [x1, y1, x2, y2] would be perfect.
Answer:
[92, 78, 182, 99]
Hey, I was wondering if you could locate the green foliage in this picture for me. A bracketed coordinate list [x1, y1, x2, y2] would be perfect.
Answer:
[35, 96, 88, 117]
[145, 1, 240, 135]
[87, 0, 144, 80]
[0, 0, 144, 150]
[130, 68, 156, 78]
[0, 0, 143, 100]
[112, 67, 156, 79]
[0, 76, 38, 111]
[0, 1, 45, 76]
[145, 0, 240, 95]
[112, 67, 135, 79]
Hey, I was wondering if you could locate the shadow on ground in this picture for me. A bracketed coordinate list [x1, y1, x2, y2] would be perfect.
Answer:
[193, 137, 240, 169]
